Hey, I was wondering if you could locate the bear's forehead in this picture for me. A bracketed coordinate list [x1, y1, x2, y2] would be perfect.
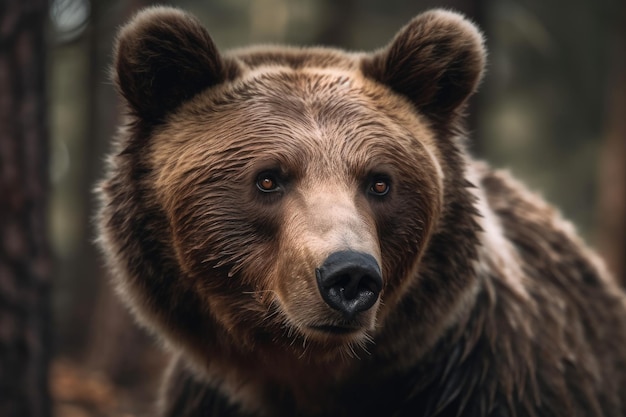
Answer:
[221, 47, 378, 111]
[214, 67, 376, 113]
[152, 62, 440, 180]
[165, 69, 423, 154]
[176, 64, 425, 140]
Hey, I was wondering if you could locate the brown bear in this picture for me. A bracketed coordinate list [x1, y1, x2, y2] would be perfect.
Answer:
[96, 6, 626, 417]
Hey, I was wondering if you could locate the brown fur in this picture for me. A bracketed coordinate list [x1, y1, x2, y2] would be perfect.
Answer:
[97, 6, 626, 417]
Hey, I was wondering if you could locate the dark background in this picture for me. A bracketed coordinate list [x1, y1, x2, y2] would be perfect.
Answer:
[1, 0, 624, 416]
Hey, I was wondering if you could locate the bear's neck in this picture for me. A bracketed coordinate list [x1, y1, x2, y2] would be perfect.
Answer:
[224, 284, 515, 417]
[207, 299, 501, 417]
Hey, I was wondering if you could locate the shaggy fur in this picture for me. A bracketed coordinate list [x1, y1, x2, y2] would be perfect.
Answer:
[97, 6, 626, 417]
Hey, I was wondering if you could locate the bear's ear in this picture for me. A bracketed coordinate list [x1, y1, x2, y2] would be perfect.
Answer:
[361, 9, 486, 125]
[112, 7, 238, 122]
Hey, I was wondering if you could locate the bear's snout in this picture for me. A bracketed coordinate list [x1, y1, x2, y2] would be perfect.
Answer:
[315, 251, 382, 320]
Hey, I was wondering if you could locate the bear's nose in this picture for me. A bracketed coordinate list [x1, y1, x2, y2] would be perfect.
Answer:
[316, 251, 383, 320]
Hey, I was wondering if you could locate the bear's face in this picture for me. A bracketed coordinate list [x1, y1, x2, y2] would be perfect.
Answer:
[149, 67, 443, 351]
[101, 6, 485, 370]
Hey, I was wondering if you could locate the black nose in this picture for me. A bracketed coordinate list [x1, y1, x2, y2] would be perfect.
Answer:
[316, 251, 383, 320]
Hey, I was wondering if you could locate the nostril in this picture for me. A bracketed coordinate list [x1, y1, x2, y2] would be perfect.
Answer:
[333, 274, 352, 292]
[342, 272, 379, 299]
[316, 251, 383, 319]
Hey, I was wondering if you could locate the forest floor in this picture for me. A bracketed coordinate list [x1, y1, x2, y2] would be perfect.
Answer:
[51, 357, 164, 417]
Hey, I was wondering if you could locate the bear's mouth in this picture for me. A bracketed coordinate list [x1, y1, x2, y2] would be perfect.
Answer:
[308, 324, 361, 335]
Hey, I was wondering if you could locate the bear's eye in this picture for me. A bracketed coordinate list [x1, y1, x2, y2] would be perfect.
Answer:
[256, 173, 280, 193]
[369, 178, 390, 196]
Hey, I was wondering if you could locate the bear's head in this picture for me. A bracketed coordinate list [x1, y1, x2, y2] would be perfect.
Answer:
[98, 6, 485, 380]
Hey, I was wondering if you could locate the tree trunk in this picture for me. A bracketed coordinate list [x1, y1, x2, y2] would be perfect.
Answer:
[0, 1, 51, 416]
[596, 6, 626, 285]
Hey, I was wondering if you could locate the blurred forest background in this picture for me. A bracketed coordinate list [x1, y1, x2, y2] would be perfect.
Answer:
[0, 0, 624, 416]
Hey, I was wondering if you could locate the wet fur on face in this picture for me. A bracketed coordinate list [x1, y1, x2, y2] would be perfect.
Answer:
[97, 6, 626, 417]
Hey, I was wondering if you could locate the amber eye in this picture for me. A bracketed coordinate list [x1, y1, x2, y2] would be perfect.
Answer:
[369, 179, 390, 196]
[256, 173, 280, 193]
